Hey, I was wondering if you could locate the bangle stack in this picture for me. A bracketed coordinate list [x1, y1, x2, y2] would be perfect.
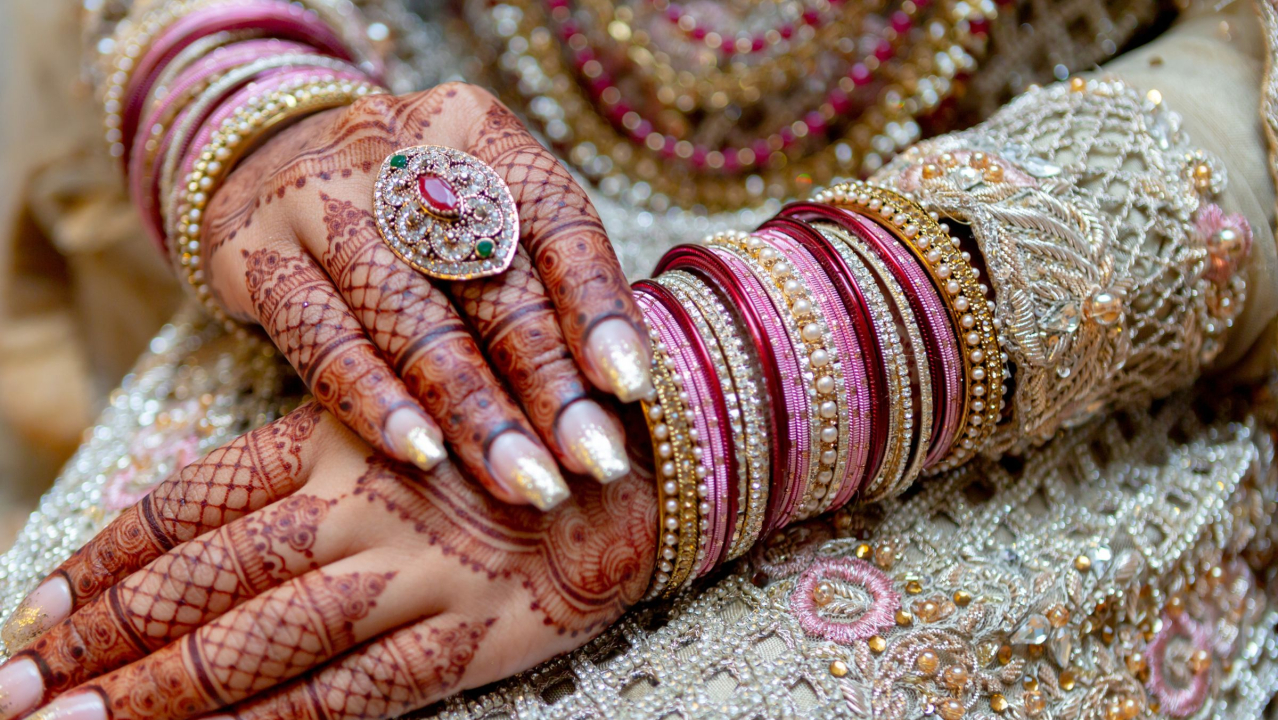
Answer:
[641, 182, 1008, 597]
[102, 0, 386, 329]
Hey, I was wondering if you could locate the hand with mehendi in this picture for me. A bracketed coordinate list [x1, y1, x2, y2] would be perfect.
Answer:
[0, 403, 656, 720]
[198, 81, 652, 509]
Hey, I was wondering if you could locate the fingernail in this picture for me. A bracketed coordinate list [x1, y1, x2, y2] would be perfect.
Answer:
[585, 319, 653, 403]
[387, 409, 446, 471]
[557, 400, 630, 483]
[0, 658, 43, 720]
[488, 432, 570, 511]
[25, 693, 105, 720]
[2, 578, 71, 652]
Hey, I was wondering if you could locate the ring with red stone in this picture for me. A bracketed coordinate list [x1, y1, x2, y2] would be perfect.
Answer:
[373, 145, 519, 280]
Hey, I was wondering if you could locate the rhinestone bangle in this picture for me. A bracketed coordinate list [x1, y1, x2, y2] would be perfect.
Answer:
[636, 295, 707, 599]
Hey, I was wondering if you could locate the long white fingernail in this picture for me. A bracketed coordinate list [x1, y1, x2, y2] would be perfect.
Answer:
[585, 319, 653, 403]
[488, 432, 570, 511]
[24, 692, 105, 720]
[1, 578, 71, 652]
[387, 409, 447, 471]
[557, 400, 630, 483]
[0, 658, 43, 720]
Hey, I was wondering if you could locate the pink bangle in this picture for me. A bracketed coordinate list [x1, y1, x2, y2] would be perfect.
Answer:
[758, 225, 872, 514]
[711, 245, 812, 534]
[637, 281, 733, 579]
[633, 286, 709, 593]
[131, 39, 317, 249]
[122, 0, 358, 164]
[654, 246, 787, 541]
[839, 211, 963, 469]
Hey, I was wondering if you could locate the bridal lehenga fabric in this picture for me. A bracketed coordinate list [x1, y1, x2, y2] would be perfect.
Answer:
[3, 0, 1278, 717]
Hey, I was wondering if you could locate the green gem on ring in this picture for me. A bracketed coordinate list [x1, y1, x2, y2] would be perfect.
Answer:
[389, 154, 408, 169]
[476, 239, 495, 258]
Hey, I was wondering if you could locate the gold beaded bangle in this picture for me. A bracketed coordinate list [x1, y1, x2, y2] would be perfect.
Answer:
[170, 76, 384, 333]
[811, 224, 914, 503]
[709, 231, 847, 523]
[817, 221, 934, 500]
[641, 322, 706, 599]
[658, 270, 770, 560]
[814, 181, 1006, 471]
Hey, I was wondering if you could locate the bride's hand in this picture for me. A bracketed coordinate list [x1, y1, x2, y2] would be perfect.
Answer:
[201, 82, 652, 509]
[0, 403, 656, 720]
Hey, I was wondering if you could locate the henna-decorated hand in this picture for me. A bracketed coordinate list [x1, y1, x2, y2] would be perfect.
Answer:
[199, 82, 653, 509]
[0, 403, 656, 720]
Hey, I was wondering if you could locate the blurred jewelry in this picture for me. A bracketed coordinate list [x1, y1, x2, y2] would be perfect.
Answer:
[373, 145, 519, 281]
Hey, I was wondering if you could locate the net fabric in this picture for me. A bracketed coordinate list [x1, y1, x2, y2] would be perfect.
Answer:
[874, 79, 1239, 455]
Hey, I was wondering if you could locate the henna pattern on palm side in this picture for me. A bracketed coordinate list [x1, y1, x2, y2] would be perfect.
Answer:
[83, 571, 394, 720]
[49, 405, 324, 610]
[229, 618, 494, 720]
[19, 496, 336, 699]
[353, 457, 656, 637]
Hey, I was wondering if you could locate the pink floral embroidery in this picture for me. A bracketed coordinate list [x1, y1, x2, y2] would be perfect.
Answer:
[791, 557, 899, 645]
[1146, 611, 1212, 717]
[751, 520, 835, 578]
[1194, 203, 1252, 284]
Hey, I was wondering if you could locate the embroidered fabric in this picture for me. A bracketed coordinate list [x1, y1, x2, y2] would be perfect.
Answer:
[2, 309, 1275, 720]
[874, 79, 1245, 455]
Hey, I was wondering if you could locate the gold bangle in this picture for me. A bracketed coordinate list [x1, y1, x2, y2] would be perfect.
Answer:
[641, 321, 705, 599]
[171, 76, 384, 334]
[814, 181, 1006, 471]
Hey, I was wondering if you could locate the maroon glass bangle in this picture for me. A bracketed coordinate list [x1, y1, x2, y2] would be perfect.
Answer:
[761, 213, 889, 503]
[781, 203, 955, 468]
[655, 245, 789, 540]
[634, 280, 740, 574]
[121, 1, 357, 168]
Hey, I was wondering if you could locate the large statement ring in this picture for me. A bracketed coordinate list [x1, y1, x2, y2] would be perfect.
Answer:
[373, 145, 519, 280]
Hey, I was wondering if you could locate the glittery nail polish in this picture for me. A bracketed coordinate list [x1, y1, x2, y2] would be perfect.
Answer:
[586, 319, 653, 403]
[558, 400, 630, 483]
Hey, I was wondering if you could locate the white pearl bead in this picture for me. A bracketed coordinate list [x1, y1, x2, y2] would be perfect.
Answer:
[810, 349, 830, 367]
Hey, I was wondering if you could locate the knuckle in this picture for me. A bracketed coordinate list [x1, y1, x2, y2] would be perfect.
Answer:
[344, 93, 397, 122]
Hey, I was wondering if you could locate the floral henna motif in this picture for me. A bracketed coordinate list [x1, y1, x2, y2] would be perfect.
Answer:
[230, 617, 494, 720]
[18, 495, 337, 699]
[353, 457, 655, 636]
[467, 104, 642, 355]
[83, 571, 394, 720]
[49, 405, 324, 610]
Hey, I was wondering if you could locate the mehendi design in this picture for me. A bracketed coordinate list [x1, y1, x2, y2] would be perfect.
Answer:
[48, 405, 324, 610]
[18, 495, 336, 699]
[244, 247, 415, 455]
[229, 618, 494, 720]
[467, 104, 643, 356]
[354, 457, 655, 636]
[83, 571, 394, 720]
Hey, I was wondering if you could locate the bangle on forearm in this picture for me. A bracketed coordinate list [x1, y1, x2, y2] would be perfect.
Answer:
[168, 72, 383, 332]
[817, 222, 925, 502]
[815, 181, 1006, 472]
[635, 296, 707, 599]
[159, 54, 360, 231]
[657, 270, 770, 561]
[132, 40, 322, 249]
